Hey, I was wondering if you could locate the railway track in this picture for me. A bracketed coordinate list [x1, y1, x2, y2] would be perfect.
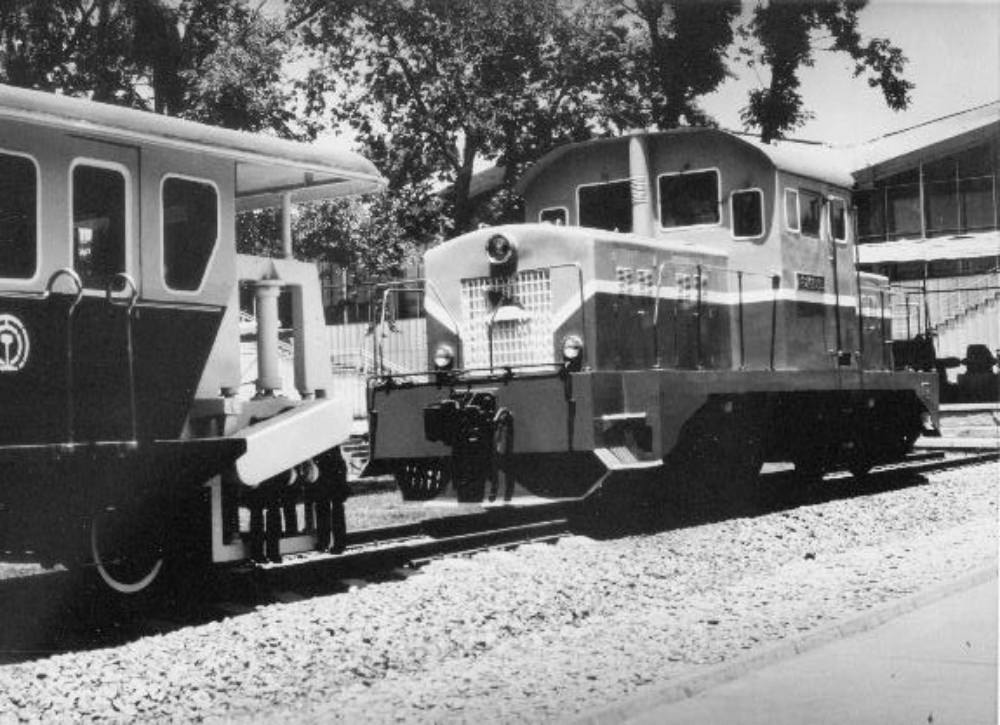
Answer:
[0, 449, 994, 664]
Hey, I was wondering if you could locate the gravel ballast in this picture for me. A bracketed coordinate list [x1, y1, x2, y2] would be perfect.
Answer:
[0, 462, 996, 723]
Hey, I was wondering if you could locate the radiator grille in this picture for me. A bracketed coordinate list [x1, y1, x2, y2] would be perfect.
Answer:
[460, 269, 553, 368]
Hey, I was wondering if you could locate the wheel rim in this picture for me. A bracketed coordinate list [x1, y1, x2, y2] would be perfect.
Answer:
[90, 507, 164, 594]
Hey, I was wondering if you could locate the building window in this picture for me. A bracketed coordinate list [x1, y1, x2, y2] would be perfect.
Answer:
[799, 189, 822, 237]
[830, 198, 847, 241]
[730, 188, 764, 238]
[578, 180, 632, 233]
[659, 169, 720, 228]
[784, 188, 800, 232]
[539, 207, 567, 225]
[163, 176, 218, 291]
[73, 163, 126, 290]
[0, 152, 38, 279]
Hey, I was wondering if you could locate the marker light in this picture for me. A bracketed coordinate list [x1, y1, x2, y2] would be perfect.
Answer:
[486, 234, 517, 266]
[562, 334, 584, 370]
[433, 343, 455, 370]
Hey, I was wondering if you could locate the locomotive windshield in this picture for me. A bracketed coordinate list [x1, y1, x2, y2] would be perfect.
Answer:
[578, 179, 631, 232]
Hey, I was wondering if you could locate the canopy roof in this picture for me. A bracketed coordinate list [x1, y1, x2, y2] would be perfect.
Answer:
[857, 230, 1000, 265]
[0, 84, 384, 208]
[848, 102, 999, 185]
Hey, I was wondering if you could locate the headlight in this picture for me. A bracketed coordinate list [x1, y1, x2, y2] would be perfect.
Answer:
[486, 233, 516, 266]
[433, 343, 455, 370]
[562, 334, 584, 369]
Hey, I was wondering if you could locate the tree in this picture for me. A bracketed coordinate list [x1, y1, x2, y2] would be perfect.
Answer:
[739, 0, 912, 142]
[237, 186, 443, 285]
[293, 0, 621, 233]
[600, 0, 911, 142]
[597, 0, 741, 132]
[0, 0, 303, 135]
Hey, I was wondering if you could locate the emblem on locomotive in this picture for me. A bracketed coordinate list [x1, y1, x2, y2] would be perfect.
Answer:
[0, 314, 30, 372]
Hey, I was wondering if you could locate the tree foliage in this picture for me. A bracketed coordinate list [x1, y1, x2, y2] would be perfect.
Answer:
[739, 0, 913, 142]
[293, 0, 620, 233]
[237, 186, 445, 282]
[0, 0, 303, 135]
[599, 0, 741, 132]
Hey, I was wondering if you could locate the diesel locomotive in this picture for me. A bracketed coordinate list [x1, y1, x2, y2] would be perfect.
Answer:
[0, 85, 383, 593]
[365, 129, 940, 506]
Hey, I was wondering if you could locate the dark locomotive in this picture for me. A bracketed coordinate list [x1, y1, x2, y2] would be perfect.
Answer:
[0, 86, 383, 593]
[365, 129, 940, 506]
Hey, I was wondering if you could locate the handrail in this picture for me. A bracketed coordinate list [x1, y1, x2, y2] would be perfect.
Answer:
[106, 273, 140, 444]
[44, 268, 84, 445]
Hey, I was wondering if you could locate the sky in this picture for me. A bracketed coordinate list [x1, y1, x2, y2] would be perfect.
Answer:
[701, 0, 1000, 146]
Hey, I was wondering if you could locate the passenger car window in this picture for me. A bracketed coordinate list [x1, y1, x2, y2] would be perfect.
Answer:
[799, 190, 822, 237]
[830, 198, 847, 241]
[163, 177, 219, 291]
[539, 207, 567, 225]
[73, 164, 126, 289]
[659, 170, 720, 228]
[578, 180, 632, 233]
[0, 152, 38, 279]
[731, 189, 764, 238]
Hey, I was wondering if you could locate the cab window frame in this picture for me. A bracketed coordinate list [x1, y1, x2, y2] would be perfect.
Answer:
[729, 187, 765, 240]
[576, 178, 633, 233]
[69, 157, 132, 293]
[0, 148, 41, 282]
[160, 173, 221, 294]
[657, 167, 722, 230]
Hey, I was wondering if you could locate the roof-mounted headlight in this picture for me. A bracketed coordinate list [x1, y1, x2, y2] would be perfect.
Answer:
[486, 233, 517, 267]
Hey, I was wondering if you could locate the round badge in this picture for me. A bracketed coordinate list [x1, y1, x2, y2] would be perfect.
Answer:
[0, 314, 30, 372]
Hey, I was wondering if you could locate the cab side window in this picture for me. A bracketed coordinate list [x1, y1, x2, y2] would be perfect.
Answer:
[799, 189, 822, 237]
[73, 164, 126, 290]
[659, 169, 720, 228]
[578, 180, 632, 233]
[731, 188, 764, 238]
[539, 207, 567, 225]
[830, 198, 847, 241]
[163, 177, 218, 291]
[0, 152, 38, 279]
[784, 188, 800, 232]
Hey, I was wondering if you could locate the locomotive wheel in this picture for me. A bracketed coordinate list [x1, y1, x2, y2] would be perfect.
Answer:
[396, 459, 450, 501]
[90, 505, 165, 595]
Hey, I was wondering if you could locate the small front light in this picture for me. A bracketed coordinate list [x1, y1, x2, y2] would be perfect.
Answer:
[562, 334, 584, 365]
[433, 343, 455, 370]
[486, 234, 516, 266]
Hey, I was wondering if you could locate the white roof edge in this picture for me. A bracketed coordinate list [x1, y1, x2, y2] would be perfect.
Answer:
[0, 84, 385, 197]
[515, 128, 854, 194]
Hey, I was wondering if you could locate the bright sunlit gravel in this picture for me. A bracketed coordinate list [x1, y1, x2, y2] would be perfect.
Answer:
[0, 462, 995, 723]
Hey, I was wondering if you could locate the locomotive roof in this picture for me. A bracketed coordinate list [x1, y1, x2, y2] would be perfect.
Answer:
[0, 84, 385, 209]
[514, 127, 855, 193]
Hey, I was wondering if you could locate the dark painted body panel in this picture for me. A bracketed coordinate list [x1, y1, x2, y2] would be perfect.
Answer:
[0, 294, 223, 446]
